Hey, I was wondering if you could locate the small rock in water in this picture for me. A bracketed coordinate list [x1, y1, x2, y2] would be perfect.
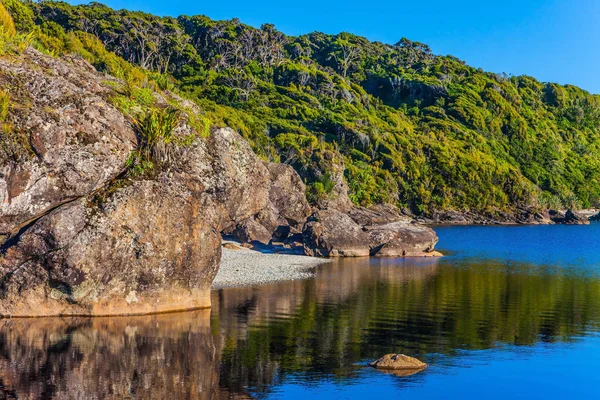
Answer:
[369, 354, 427, 372]
[223, 243, 242, 250]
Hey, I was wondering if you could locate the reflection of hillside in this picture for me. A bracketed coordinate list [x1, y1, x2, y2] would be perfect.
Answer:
[213, 258, 600, 395]
[212, 258, 440, 330]
[0, 311, 250, 400]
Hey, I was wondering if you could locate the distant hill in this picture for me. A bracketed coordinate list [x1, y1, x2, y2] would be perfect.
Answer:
[7, 0, 600, 217]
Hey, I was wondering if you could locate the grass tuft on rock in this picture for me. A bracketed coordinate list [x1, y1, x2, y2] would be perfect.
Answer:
[129, 107, 182, 173]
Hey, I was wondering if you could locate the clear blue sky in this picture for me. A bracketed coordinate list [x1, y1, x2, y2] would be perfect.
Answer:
[69, 0, 600, 93]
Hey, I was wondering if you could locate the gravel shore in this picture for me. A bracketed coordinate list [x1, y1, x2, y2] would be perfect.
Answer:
[212, 243, 330, 289]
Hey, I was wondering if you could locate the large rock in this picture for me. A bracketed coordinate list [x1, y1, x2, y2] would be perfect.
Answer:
[229, 215, 273, 245]
[0, 126, 270, 316]
[266, 163, 312, 228]
[367, 221, 439, 257]
[0, 49, 136, 237]
[302, 209, 370, 257]
[226, 163, 311, 244]
[0, 49, 273, 316]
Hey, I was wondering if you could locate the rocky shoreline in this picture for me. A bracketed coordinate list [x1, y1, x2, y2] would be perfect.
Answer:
[0, 49, 595, 317]
[414, 208, 595, 226]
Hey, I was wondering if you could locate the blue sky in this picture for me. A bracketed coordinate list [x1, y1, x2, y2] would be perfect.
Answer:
[68, 0, 600, 93]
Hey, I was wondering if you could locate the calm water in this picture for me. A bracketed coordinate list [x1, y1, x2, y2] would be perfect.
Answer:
[1, 224, 600, 399]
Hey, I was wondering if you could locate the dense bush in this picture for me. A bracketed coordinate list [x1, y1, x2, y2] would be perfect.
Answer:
[5, 1, 600, 215]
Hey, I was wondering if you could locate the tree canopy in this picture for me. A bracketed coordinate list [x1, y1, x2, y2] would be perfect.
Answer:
[6, 1, 600, 216]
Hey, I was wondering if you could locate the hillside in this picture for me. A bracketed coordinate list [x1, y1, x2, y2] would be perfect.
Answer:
[5, 0, 600, 219]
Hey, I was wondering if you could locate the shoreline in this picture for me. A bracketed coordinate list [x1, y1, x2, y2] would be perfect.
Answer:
[212, 242, 331, 290]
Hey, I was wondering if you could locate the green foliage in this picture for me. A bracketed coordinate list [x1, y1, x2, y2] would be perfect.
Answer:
[1, 0, 33, 33]
[0, 89, 32, 164]
[0, 1, 16, 37]
[131, 106, 182, 168]
[307, 174, 335, 204]
[9, 1, 600, 214]
[0, 88, 8, 122]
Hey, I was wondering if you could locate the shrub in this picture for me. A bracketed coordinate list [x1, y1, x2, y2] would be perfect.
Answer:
[0, 2, 16, 37]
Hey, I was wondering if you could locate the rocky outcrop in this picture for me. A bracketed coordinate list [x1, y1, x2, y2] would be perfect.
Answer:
[420, 207, 593, 225]
[367, 221, 438, 257]
[302, 208, 439, 258]
[226, 163, 311, 244]
[549, 209, 591, 225]
[0, 125, 271, 317]
[0, 49, 272, 316]
[302, 209, 370, 257]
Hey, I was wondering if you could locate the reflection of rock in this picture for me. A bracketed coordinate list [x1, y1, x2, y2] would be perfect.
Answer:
[212, 257, 441, 330]
[0, 311, 251, 399]
[369, 354, 427, 371]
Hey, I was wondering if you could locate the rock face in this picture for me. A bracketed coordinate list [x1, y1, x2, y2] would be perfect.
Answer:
[0, 49, 271, 316]
[367, 221, 439, 257]
[0, 126, 270, 316]
[302, 209, 370, 257]
[0, 49, 137, 237]
[369, 354, 428, 371]
[226, 163, 311, 244]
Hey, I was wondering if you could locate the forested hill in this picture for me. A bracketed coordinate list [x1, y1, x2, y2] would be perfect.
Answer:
[5, 1, 600, 217]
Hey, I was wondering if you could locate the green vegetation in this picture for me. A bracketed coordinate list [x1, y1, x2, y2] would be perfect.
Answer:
[0, 88, 8, 122]
[131, 106, 181, 168]
[0, 2, 15, 36]
[4, 1, 600, 216]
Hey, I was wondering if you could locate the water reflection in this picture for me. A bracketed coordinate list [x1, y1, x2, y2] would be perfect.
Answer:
[1, 256, 600, 399]
[212, 257, 600, 395]
[0, 311, 249, 399]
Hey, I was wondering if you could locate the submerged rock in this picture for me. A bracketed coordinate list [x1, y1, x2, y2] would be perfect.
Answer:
[369, 354, 428, 371]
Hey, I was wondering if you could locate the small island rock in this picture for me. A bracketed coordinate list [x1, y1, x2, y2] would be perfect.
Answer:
[369, 354, 428, 371]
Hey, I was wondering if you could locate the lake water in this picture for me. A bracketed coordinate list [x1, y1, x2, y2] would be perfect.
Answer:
[1, 223, 599, 399]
